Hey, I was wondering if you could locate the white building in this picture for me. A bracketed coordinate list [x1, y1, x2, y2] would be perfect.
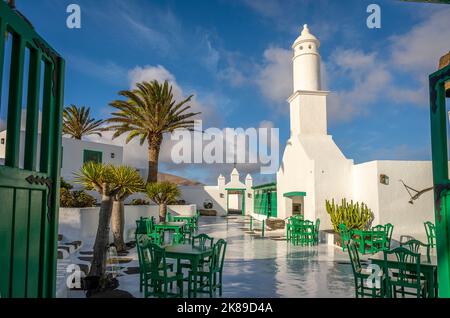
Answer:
[0, 130, 123, 181]
[276, 25, 435, 240]
[179, 168, 254, 216]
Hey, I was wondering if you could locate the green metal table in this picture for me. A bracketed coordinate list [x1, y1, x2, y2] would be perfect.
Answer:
[369, 252, 438, 298]
[164, 244, 213, 298]
[154, 221, 186, 233]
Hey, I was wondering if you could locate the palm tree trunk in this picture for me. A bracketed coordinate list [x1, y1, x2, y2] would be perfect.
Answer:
[159, 203, 167, 223]
[89, 193, 113, 278]
[111, 200, 126, 252]
[147, 135, 162, 183]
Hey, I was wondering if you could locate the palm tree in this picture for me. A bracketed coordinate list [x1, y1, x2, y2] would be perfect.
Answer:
[63, 105, 105, 140]
[74, 162, 116, 279]
[146, 182, 180, 222]
[74, 163, 142, 279]
[107, 80, 200, 183]
[109, 166, 145, 252]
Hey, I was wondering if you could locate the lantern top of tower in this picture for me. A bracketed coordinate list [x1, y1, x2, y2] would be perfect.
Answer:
[292, 24, 320, 48]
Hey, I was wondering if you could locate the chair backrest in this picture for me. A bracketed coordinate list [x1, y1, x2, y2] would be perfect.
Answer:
[135, 218, 148, 235]
[383, 247, 421, 289]
[136, 235, 150, 269]
[346, 241, 362, 275]
[400, 239, 431, 263]
[143, 243, 168, 278]
[339, 223, 350, 239]
[424, 221, 436, 247]
[315, 218, 320, 232]
[145, 217, 155, 234]
[210, 239, 227, 272]
[384, 223, 394, 248]
[192, 233, 214, 249]
[371, 224, 386, 238]
[293, 214, 304, 220]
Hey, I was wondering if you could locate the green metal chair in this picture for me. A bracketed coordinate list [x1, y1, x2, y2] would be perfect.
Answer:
[136, 218, 148, 235]
[339, 223, 351, 251]
[188, 239, 227, 298]
[136, 235, 173, 293]
[347, 241, 384, 298]
[142, 243, 184, 298]
[424, 221, 436, 248]
[383, 246, 427, 298]
[313, 218, 320, 245]
[401, 239, 437, 297]
[367, 225, 386, 253]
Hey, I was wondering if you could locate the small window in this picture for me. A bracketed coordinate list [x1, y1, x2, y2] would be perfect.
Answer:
[309, 45, 312, 49]
[111, 152, 115, 159]
[299, 46, 303, 50]
[1, 138, 4, 145]
[83, 150, 103, 164]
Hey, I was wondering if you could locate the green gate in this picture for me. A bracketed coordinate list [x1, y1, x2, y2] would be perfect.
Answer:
[0, 2, 64, 298]
[429, 62, 450, 298]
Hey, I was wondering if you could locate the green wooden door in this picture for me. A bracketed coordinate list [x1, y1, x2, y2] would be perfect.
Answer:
[0, 2, 64, 298]
[429, 63, 450, 298]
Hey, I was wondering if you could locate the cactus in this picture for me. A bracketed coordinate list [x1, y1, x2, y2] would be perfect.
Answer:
[325, 198, 374, 233]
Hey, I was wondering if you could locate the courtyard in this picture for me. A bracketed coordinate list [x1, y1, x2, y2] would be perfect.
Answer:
[63, 216, 354, 298]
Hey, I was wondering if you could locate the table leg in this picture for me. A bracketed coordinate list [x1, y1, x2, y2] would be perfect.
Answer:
[191, 257, 199, 298]
[427, 268, 436, 298]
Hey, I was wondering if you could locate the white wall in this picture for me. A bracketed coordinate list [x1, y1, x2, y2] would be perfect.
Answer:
[352, 160, 437, 242]
[179, 185, 227, 215]
[352, 161, 380, 225]
[0, 130, 123, 181]
[61, 137, 123, 182]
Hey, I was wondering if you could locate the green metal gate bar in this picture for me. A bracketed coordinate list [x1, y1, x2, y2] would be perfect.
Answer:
[429, 63, 450, 298]
[0, 2, 65, 298]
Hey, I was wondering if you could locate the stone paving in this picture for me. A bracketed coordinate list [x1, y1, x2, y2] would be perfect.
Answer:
[64, 216, 355, 298]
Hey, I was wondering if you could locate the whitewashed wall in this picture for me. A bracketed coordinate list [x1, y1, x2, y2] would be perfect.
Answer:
[352, 160, 436, 242]
[179, 185, 227, 215]
[0, 130, 123, 181]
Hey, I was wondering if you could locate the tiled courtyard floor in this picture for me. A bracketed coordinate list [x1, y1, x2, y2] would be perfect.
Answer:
[65, 216, 355, 298]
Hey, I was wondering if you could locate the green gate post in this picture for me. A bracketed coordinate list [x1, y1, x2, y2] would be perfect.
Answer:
[429, 63, 450, 298]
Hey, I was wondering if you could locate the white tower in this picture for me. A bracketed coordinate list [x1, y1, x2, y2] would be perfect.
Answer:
[277, 24, 353, 229]
[289, 24, 327, 137]
[292, 24, 321, 92]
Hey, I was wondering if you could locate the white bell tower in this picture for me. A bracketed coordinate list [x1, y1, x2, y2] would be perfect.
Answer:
[289, 24, 328, 137]
[292, 24, 321, 92]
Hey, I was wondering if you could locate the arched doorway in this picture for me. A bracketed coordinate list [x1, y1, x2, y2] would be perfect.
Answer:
[226, 188, 245, 215]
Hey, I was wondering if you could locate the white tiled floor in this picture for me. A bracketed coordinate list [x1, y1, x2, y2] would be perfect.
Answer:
[66, 216, 355, 298]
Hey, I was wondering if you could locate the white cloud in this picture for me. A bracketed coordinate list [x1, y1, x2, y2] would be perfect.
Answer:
[390, 8, 450, 75]
[255, 47, 292, 107]
[326, 49, 392, 122]
[128, 65, 216, 123]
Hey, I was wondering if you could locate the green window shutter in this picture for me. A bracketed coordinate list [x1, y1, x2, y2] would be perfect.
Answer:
[83, 150, 102, 164]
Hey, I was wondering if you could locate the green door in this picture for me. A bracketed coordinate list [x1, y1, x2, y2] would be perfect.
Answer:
[0, 3, 64, 298]
[429, 63, 450, 298]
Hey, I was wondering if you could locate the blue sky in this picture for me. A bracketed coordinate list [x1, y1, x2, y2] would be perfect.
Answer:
[6, 0, 450, 184]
